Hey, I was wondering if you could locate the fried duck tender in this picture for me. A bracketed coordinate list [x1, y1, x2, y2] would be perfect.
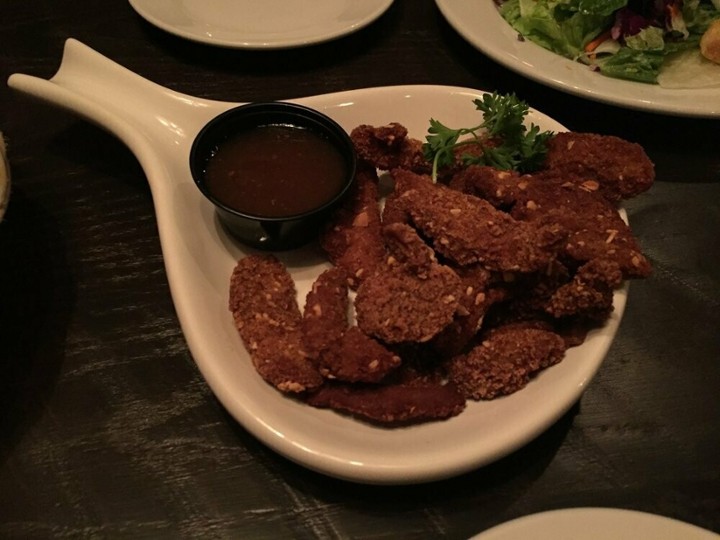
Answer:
[350, 123, 431, 174]
[452, 166, 651, 279]
[546, 258, 623, 321]
[229, 255, 323, 393]
[320, 162, 386, 289]
[305, 382, 465, 425]
[381, 221, 437, 277]
[391, 169, 565, 272]
[302, 267, 400, 383]
[355, 222, 464, 344]
[381, 223, 496, 354]
[543, 132, 654, 202]
[355, 262, 463, 344]
[430, 264, 509, 357]
[447, 325, 567, 400]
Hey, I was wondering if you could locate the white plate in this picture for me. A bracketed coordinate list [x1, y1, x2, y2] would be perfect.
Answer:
[8, 41, 626, 484]
[435, 0, 720, 118]
[128, 0, 394, 49]
[186, 88, 625, 484]
[472, 508, 720, 539]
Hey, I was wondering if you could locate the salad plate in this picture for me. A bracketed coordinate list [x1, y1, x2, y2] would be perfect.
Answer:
[471, 508, 720, 539]
[8, 39, 626, 484]
[127, 0, 394, 49]
[435, 0, 720, 118]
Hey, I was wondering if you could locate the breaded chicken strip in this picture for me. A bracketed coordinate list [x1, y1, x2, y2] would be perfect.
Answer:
[447, 326, 566, 400]
[546, 258, 623, 321]
[321, 327, 402, 383]
[512, 177, 651, 279]
[350, 123, 431, 174]
[305, 381, 465, 425]
[302, 267, 400, 383]
[393, 169, 565, 272]
[320, 162, 387, 289]
[431, 264, 508, 357]
[448, 165, 524, 208]
[301, 267, 348, 359]
[382, 222, 436, 278]
[543, 132, 654, 202]
[229, 255, 323, 393]
[451, 165, 651, 279]
[355, 262, 463, 344]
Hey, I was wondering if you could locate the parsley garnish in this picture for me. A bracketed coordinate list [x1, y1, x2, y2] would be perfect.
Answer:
[423, 92, 554, 181]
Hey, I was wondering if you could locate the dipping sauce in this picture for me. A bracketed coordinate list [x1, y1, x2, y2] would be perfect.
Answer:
[204, 125, 349, 218]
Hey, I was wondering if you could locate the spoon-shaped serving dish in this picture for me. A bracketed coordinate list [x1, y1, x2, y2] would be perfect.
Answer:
[8, 40, 626, 484]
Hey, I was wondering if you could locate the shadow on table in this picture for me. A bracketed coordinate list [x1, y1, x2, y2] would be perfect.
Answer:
[135, 0, 402, 84]
[0, 190, 73, 465]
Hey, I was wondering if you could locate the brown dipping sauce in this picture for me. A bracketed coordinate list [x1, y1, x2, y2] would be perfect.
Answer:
[204, 124, 348, 218]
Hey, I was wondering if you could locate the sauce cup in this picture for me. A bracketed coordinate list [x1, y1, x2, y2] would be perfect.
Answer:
[190, 101, 357, 250]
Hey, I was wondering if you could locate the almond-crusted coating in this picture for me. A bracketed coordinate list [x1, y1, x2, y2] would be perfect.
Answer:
[350, 123, 431, 174]
[382, 222, 436, 278]
[510, 176, 651, 279]
[449, 165, 524, 208]
[249, 330, 323, 393]
[320, 326, 401, 383]
[381, 186, 412, 226]
[545, 259, 622, 320]
[302, 266, 401, 383]
[302, 267, 349, 359]
[229, 254, 300, 338]
[305, 381, 465, 425]
[320, 163, 387, 289]
[431, 264, 496, 357]
[448, 327, 566, 400]
[543, 132, 655, 202]
[547, 283, 614, 321]
[448, 165, 651, 279]
[229, 255, 322, 393]
[355, 263, 463, 344]
[393, 169, 565, 272]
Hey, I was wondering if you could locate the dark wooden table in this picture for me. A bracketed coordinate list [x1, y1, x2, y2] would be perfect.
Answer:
[1, 1, 719, 538]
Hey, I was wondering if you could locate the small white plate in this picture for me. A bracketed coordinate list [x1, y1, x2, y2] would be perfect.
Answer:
[187, 87, 625, 485]
[128, 0, 394, 49]
[472, 508, 720, 540]
[435, 0, 720, 118]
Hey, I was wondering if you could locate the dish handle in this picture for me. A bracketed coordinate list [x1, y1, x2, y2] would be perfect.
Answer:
[7, 38, 232, 164]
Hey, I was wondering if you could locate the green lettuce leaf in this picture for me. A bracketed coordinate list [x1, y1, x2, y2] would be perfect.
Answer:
[683, 0, 720, 34]
[597, 48, 665, 82]
[500, 0, 613, 58]
[625, 26, 666, 50]
[578, 0, 628, 16]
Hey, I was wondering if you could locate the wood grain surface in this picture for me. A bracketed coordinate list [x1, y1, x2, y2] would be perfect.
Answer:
[1, 1, 718, 538]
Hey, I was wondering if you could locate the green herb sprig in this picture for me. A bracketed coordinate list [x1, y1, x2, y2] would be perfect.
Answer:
[423, 92, 554, 182]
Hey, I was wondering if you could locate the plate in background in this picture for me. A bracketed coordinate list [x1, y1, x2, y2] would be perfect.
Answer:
[435, 0, 720, 118]
[128, 0, 394, 49]
[472, 508, 720, 540]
